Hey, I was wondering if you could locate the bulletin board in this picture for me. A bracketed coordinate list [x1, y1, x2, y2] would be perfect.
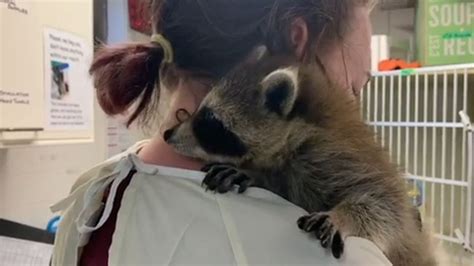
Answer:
[0, 0, 94, 146]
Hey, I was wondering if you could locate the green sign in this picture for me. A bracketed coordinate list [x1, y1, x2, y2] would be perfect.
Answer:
[416, 0, 474, 66]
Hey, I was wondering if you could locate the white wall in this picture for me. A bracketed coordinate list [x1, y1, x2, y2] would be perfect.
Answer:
[0, 137, 107, 228]
[370, 6, 416, 60]
[0, 0, 147, 229]
[107, 0, 149, 43]
[371, 6, 415, 37]
[0, 1, 108, 229]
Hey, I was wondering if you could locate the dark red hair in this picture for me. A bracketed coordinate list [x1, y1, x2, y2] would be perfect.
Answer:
[90, 0, 372, 126]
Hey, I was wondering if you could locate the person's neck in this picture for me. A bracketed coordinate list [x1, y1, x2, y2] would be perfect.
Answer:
[138, 136, 204, 171]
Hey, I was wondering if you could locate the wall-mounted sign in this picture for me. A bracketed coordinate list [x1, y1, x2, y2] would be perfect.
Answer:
[43, 28, 93, 131]
[1, 0, 94, 144]
[417, 0, 474, 66]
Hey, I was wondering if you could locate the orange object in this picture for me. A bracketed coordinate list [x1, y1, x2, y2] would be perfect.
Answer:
[405, 61, 421, 68]
[378, 59, 422, 71]
[378, 59, 400, 71]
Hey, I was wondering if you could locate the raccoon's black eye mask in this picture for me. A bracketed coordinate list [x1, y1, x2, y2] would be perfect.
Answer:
[192, 107, 247, 157]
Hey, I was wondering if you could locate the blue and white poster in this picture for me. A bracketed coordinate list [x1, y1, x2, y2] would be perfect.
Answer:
[43, 27, 93, 130]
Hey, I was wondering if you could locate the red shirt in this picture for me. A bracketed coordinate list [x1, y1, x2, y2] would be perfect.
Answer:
[79, 170, 135, 266]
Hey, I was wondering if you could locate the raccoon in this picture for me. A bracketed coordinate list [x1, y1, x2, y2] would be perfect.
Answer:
[164, 51, 436, 265]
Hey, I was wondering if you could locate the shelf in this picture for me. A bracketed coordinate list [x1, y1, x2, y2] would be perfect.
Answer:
[372, 63, 474, 77]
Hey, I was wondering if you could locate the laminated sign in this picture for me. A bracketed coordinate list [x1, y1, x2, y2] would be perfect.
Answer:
[0, 0, 94, 143]
[417, 0, 474, 66]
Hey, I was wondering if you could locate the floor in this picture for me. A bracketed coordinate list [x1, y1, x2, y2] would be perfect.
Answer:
[439, 241, 474, 266]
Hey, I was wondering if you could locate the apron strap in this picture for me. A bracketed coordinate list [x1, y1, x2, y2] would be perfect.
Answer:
[76, 156, 135, 234]
[216, 196, 249, 266]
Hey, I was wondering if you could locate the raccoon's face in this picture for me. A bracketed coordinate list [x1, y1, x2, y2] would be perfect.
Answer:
[164, 57, 302, 165]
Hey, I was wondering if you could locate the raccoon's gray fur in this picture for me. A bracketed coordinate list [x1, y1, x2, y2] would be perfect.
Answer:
[164, 51, 436, 265]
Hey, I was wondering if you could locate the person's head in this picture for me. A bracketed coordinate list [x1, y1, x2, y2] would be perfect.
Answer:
[90, 0, 375, 132]
[163, 52, 357, 166]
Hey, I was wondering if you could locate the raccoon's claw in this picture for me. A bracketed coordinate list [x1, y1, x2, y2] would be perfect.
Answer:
[202, 163, 252, 194]
[201, 162, 224, 172]
[297, 212, 345, 259]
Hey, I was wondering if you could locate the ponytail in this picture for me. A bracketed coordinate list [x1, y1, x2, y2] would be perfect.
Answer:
[90, 43, 164, 126]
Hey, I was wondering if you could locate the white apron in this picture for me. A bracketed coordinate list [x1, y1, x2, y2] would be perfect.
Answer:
[51, 141, 391, 266]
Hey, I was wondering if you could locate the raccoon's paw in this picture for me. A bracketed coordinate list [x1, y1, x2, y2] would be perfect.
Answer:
[201, 163, 253, 194]
[297, 212, 345, 259]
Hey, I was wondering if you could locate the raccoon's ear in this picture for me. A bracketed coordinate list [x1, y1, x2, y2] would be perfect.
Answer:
[261, 67, 299, 116]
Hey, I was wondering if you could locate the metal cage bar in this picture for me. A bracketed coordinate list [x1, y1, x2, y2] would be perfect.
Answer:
[362, 64, 474, 249]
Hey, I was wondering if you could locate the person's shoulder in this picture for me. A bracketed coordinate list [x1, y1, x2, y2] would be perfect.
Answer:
[70, 140, 150, 192]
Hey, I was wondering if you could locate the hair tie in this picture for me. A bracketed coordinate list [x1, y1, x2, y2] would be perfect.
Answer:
[151, 34, 174, 64]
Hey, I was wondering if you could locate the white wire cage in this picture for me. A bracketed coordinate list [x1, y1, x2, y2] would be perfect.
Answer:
[360, 63, 474, 251]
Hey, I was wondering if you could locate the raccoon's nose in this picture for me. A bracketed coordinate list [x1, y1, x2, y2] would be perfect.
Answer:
[163, 128, 175, 142]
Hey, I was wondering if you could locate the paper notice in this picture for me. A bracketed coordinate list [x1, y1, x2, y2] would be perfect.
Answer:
[43, 28, 93, 130]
